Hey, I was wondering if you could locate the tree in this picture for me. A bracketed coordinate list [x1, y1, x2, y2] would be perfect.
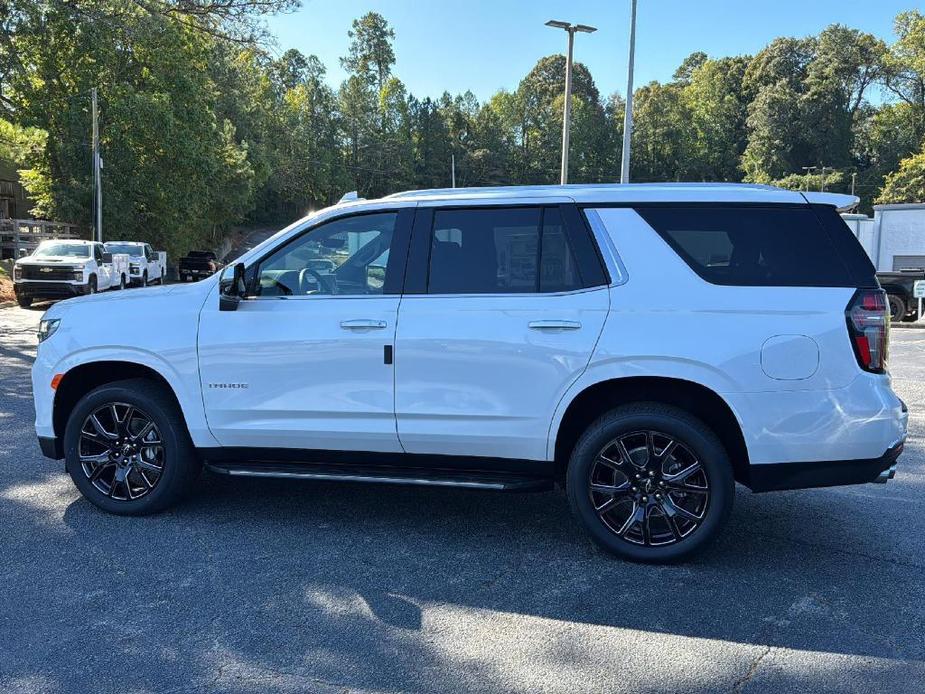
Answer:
[340, 12, 396, 93]
[877, 147, 925, 204]
[883, 10, 925, 144]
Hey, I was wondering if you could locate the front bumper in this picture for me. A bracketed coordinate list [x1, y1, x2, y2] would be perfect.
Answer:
[14, 281, 90, 300]
[38, 436, 62, 460]
[747, 440, 904, 492]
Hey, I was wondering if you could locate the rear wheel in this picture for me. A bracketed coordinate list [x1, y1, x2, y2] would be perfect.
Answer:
[887, 294, 906, 322]
[567, 403, 734, 563]
[63, 379, 199, 515]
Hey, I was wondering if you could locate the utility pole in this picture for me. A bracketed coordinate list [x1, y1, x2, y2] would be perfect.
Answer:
[820, 165, 827, 192]
[91, 87, 102, 243]
[620, 0, 638, 184]
[451, 153, 456, 188]
[546, 20, 597, 185]
[851, 172, 857, 197]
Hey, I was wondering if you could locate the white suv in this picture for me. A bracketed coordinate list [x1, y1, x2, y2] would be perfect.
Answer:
[31, 184, 908, 562]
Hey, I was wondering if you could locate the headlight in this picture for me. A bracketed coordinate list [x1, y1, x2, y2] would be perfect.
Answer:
[37, 318, 61, 343]
[72, 269, 84, 281]
[13, 266, 22, 280]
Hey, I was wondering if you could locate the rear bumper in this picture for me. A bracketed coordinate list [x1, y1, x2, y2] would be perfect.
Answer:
[178, 268, 214, 281]
[747, 440, 904, 492]
[14, 281, 90, 300]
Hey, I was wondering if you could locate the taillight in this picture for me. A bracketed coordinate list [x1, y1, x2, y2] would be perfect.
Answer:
[846, 289, 889, 373]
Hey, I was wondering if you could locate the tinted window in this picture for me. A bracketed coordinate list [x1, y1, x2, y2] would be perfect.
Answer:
[540, 207, 582, 292]
[427, 207, 582, 294]
[257, 212, 397, 296]
[636, 206, 856, 287]
[809, 205, 877, 288]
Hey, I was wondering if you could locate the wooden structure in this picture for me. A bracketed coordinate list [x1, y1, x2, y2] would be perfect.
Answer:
[0, 218, 83, 260]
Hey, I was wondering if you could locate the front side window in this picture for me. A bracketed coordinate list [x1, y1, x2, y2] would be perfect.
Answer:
[256, 212, 397, 297]
[427, 207, 583, 294]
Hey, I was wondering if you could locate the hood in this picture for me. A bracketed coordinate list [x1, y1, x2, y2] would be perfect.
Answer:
[17, 255, 91, 266]
[46, 278, 215, 317]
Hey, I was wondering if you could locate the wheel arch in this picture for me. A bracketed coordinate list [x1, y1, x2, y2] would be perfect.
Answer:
[551, 376, 750, 485]
[53, 361, 190, 446]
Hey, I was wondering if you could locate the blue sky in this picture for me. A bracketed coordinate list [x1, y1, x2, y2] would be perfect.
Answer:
[266, 0, 916, 102]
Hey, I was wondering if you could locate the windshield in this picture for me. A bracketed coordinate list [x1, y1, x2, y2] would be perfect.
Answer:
[104, 243, 142, 255]
[33, 243, 90, 258]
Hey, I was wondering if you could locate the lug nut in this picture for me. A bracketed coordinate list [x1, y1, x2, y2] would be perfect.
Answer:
[642, 496, 648, 503]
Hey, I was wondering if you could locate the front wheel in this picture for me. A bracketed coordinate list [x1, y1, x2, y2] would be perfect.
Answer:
[88, 275, 97, 294]
[63, 379, 200, 515]
[567, 403, 734, 563]
[16, 295, 32, 308]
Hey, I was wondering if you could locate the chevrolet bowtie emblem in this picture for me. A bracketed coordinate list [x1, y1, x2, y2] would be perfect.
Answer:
[40, 267, 52, 273]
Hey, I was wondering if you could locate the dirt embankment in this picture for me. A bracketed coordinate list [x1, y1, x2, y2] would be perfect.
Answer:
[0, 266, 14, 302]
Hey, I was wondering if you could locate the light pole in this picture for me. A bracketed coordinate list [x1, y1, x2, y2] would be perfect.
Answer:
[801, 166, 817, 192]
[620, 0, 637, 184]
[546, 20, 597, 185]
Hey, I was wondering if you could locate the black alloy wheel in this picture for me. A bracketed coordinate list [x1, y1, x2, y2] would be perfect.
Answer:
[567, 403, 734, 563]
[77, 403, 165, 501]
[588, 431, 710, 546]
[64, 379, 199, 515]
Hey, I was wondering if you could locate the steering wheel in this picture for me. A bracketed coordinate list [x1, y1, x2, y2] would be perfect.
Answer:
[298, 267, 336, 295]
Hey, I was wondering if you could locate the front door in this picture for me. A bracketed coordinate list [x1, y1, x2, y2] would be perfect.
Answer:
[394, 204, 610, 462]
[198, 208, 413, 452]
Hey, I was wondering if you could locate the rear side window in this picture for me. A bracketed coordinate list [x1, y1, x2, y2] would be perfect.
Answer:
[636, 206, 860, 287]
[427, 207, 584, 294]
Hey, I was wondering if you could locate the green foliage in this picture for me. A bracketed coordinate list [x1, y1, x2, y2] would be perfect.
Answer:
[877, 147, 925, 203]
[2, 4, 925, 254]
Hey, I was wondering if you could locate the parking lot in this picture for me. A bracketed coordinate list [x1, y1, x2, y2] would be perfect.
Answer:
[1, 303, 923, 693]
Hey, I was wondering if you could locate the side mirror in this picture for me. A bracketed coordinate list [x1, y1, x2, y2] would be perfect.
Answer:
[219, 262, 247, 312]
[102, 252, 113, 264]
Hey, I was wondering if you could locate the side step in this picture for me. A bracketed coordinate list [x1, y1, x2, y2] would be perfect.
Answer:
[205, 461, 553, 492]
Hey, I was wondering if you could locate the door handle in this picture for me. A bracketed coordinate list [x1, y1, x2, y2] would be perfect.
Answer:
[340, 319, 387, 330]
[528, 320, 582, 330]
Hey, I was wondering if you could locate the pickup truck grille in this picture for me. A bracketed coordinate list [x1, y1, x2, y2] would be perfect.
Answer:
[21, 265, 75, 281]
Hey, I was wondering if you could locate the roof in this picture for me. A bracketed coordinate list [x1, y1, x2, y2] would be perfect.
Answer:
[382, 182, 859, 210]
[873, 202, 925, 212]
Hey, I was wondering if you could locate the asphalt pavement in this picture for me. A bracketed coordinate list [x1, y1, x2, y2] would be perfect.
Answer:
[1, 303, 923, 693]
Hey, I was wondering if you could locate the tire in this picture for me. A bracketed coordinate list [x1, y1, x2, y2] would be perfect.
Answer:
[566, 403, 734, 563]
[118, 274, 126, 290]
[141, 271, 148, 288]
[88, 275, 97, 294]
[887, 294, 906, 322]
[16, 295, 32, 308]
[63, 378, 200, 515]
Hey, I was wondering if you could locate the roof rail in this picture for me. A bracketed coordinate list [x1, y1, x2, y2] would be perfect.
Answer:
[338, 191, 363, 204]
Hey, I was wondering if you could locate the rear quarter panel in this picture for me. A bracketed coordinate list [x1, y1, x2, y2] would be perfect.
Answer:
[550, 207, 901, 465]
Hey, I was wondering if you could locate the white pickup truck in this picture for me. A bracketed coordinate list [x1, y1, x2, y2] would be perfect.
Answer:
[104, 241, 167, 287]
[13, 240, 129, 307]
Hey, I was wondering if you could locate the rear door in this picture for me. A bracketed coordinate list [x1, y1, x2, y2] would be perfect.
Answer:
[394, 202, 610, 462]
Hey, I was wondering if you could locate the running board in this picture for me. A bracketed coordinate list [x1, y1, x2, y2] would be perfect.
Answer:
[205, 462, 553, 492]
